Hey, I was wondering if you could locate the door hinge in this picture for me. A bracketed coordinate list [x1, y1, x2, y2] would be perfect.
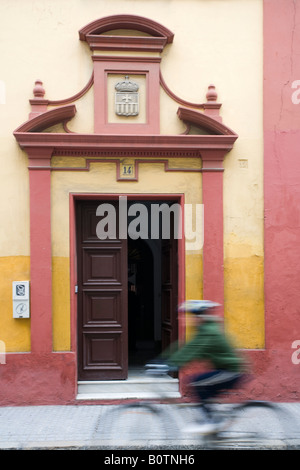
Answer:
[75, 285, 78, 294]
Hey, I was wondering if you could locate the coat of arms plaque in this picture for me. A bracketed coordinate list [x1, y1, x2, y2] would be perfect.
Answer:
[115, 76, 139, 117]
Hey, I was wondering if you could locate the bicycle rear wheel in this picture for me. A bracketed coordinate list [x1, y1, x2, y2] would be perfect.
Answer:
[215, 401, 289, 448]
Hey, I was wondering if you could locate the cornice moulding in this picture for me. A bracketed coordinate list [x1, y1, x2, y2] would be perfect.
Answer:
[177, 107, 237, 136]
[79, 14, 174, 42]
[14, 131, 238, 154]
[14, 105, 76, 133]
[79, 15, 174, 53]
[87, 35, 168, 53]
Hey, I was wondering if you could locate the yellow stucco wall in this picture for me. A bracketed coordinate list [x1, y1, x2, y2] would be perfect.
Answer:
[0, 0, 264, 352]
[0, 257, 31, 351]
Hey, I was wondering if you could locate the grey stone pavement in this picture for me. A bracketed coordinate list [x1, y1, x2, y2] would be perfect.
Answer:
[0, 402, 300, 451]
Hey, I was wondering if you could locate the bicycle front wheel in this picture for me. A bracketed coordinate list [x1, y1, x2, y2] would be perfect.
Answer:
[95, 402, 182, 447]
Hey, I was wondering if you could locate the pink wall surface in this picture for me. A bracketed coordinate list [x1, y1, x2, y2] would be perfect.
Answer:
[261, 0, 300, 400]
[0, 353, 76, 406]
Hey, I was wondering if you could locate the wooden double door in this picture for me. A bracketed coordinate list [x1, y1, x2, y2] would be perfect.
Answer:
[76, 199, 178, 381]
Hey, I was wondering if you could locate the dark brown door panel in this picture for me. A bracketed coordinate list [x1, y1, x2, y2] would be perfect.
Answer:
[82, 247, 123, 285]
[82, 331, 124, 380]
[77, 201, 128, 380]
[81, 289, 123, 326]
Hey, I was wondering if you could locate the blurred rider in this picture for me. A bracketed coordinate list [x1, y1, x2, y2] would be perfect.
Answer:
[163, 300, 246, 434]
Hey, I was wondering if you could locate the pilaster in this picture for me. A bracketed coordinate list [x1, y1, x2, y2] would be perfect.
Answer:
[27, 147, 53, 354]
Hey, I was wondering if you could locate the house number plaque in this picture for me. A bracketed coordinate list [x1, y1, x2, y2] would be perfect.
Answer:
[119, 160, 136, 180]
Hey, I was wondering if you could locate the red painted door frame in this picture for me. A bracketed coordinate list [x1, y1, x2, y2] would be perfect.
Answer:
[69, 193, 186, 374]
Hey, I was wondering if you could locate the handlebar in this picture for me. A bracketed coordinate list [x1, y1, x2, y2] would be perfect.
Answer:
[144, 362, 178, 376]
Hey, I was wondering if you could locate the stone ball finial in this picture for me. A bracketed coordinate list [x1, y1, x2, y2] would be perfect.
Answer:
[206, 84, 218, 102]
[33, 80, 45, 98]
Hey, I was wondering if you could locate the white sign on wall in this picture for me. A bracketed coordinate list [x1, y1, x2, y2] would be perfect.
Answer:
[12, 281, 30, 318]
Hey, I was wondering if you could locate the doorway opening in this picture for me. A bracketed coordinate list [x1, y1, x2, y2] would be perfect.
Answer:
[128, 237, 160, 368]
[76, 197, 179, 381]
[127, 199, 179, 371]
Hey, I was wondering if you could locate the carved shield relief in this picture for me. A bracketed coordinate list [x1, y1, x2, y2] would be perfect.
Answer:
[115, 76, 139, 117]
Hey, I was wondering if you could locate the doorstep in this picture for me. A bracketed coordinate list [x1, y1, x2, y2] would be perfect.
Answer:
[76, 375, 180, 400]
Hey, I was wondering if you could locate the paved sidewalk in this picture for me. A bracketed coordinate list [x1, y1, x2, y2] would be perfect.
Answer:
[0, 402, 299, 450]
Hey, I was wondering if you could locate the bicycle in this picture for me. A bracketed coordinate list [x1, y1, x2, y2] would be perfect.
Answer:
[96, 363, 294, 449]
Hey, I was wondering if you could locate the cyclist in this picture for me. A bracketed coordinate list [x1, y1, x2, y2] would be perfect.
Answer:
[161, 300, 246, 434]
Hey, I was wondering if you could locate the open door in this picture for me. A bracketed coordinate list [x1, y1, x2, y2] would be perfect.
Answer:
[77, 200, 128, 380]
[76, 197, 179, 380]
[161, 234, 178, 352]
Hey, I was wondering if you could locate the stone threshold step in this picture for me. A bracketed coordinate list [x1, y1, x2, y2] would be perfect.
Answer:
[76, 391, 181, 400]
[77, 378, 180, 400]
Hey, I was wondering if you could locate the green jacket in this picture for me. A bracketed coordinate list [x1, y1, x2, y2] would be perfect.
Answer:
[166, 318, 243, 372]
